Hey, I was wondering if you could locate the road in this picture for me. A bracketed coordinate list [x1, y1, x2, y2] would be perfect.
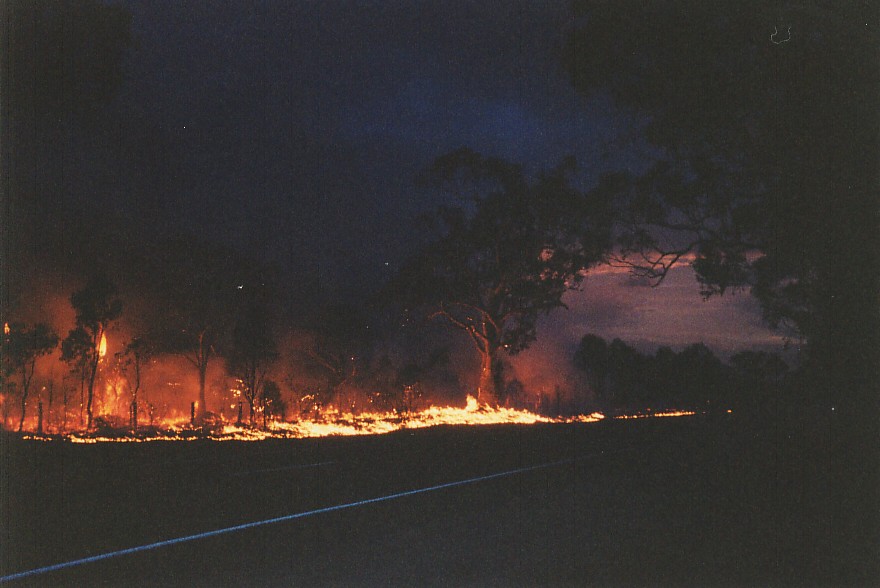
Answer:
[1, 416, 831, 586]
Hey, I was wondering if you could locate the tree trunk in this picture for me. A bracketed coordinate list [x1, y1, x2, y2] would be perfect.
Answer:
[47, 379, 54, 432]
[197, 361, 208, 420]
[477, 346, 501, 407]
[62, 382, 69, 432]
[79, 371, 85, 427]
[17, 366, 31, 432]
[17, 390, 27, 432]
[86, 357, 98, 429]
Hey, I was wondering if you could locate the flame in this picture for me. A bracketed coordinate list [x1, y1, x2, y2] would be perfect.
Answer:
[613, 410, 697, 420]
[16, 390, 711, 443]
[3, 322, 9, 335]
[98, 332, 107, 358]
[465, 394, 479, 411]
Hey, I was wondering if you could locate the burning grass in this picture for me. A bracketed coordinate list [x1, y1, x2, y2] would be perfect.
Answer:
[13, 395, 710, 443]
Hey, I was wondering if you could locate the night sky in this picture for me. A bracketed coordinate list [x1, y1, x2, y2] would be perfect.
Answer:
[8, 1, 788, 361]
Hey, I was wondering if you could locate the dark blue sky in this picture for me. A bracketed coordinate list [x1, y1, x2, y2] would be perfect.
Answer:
[96, 2, 642, 286]
[63, 1, 785, 359]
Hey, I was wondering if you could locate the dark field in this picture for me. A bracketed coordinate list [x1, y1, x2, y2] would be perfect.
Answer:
[1, 414, 835, 586]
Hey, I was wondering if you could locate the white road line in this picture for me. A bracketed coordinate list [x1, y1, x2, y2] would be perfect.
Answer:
[0, 447, 636, 583]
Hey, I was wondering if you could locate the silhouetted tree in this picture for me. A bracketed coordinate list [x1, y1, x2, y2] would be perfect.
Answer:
[676, 343, 729, 408]
[565, 9, 877, 570]
[573, 334, 611, 405]
[260, 379, 285, 423]
[119, 336, 153, 430]
[153, 239, 245, 419]
[225, 297, 278, 425]
[60, 274, 122, 429]
[61, 327, 92, 426]
[564, 3, 877, 404]
[2, 322, 58, 431]
[297, 303, 372, 414]
[393, 149, 611, 406]
[730, 351, 788, 412]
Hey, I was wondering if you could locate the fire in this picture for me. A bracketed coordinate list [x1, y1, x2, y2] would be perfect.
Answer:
[614, 410, 697, 419]
[15, 390, 710, 443]
[3, 322, 9, 335]
[98, 332, 107, 358]
[465, 394, 479, 411]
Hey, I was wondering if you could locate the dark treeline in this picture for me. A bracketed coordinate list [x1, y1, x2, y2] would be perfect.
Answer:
[573, 334, 791, 416]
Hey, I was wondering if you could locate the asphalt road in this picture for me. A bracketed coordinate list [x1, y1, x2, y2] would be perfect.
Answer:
[1, 416, 832, 586]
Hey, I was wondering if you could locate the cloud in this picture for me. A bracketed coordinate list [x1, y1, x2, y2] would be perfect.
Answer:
[534, 263, 788, 360]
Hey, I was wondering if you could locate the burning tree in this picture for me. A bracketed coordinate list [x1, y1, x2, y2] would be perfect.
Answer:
[1, 322, 58, 432]
[392, 149, 611, 406]
[60, 274, 122, 430]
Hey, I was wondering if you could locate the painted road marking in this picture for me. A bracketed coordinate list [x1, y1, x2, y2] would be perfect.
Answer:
[0, 447, 636, 583]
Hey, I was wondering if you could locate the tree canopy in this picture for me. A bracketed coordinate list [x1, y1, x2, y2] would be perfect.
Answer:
[564, 4, 878, 577]
[392, 148, 612, 405]
[61, 274, 122, 429]
[2, 322, 59, 431]
[565, 2, 878, 368]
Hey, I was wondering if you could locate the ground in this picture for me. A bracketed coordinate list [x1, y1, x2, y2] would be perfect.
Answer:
[1, 413, 836, 586]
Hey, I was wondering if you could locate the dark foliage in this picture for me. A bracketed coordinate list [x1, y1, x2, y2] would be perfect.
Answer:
[61, 274, 122, 429]
[225, 291, 278, 425]
[391, 148, 612, 405]
[565, 0, 878, 374]
[574, 334, 792, 414]
[565, 8, 878, 573]
[1, 322, 59, 431]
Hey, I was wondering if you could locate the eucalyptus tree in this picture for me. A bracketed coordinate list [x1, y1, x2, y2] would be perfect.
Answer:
[393, 149, 611, 406]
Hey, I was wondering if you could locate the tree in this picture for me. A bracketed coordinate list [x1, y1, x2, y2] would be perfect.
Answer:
[392, 149, 611, 406]
[61, 326, 92, 427]
[297, 303, 372, 414]
[573, 334, 611, 405]
[730, 351, 788, 412]
[260, 379, 285, 424]
[119, 336, 153, 431]
[225, 297, 278, 425]
[564, 2, 877, 394]
[153, 238, 244, 420]
[61, 274, 122, 429]
[674, 343, 729, 409]
[2, 322, 58, 432]
[564, 8, 877, 574]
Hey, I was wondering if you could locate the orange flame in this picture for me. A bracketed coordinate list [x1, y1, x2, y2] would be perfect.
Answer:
[98, 332, 107, 358]
[3, 322, 9, 335]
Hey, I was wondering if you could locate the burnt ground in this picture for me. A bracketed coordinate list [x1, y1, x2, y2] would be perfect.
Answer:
[0, 413, 845, 587]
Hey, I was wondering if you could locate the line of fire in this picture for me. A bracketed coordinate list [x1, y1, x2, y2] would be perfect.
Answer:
[2, 254, 764, 444]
